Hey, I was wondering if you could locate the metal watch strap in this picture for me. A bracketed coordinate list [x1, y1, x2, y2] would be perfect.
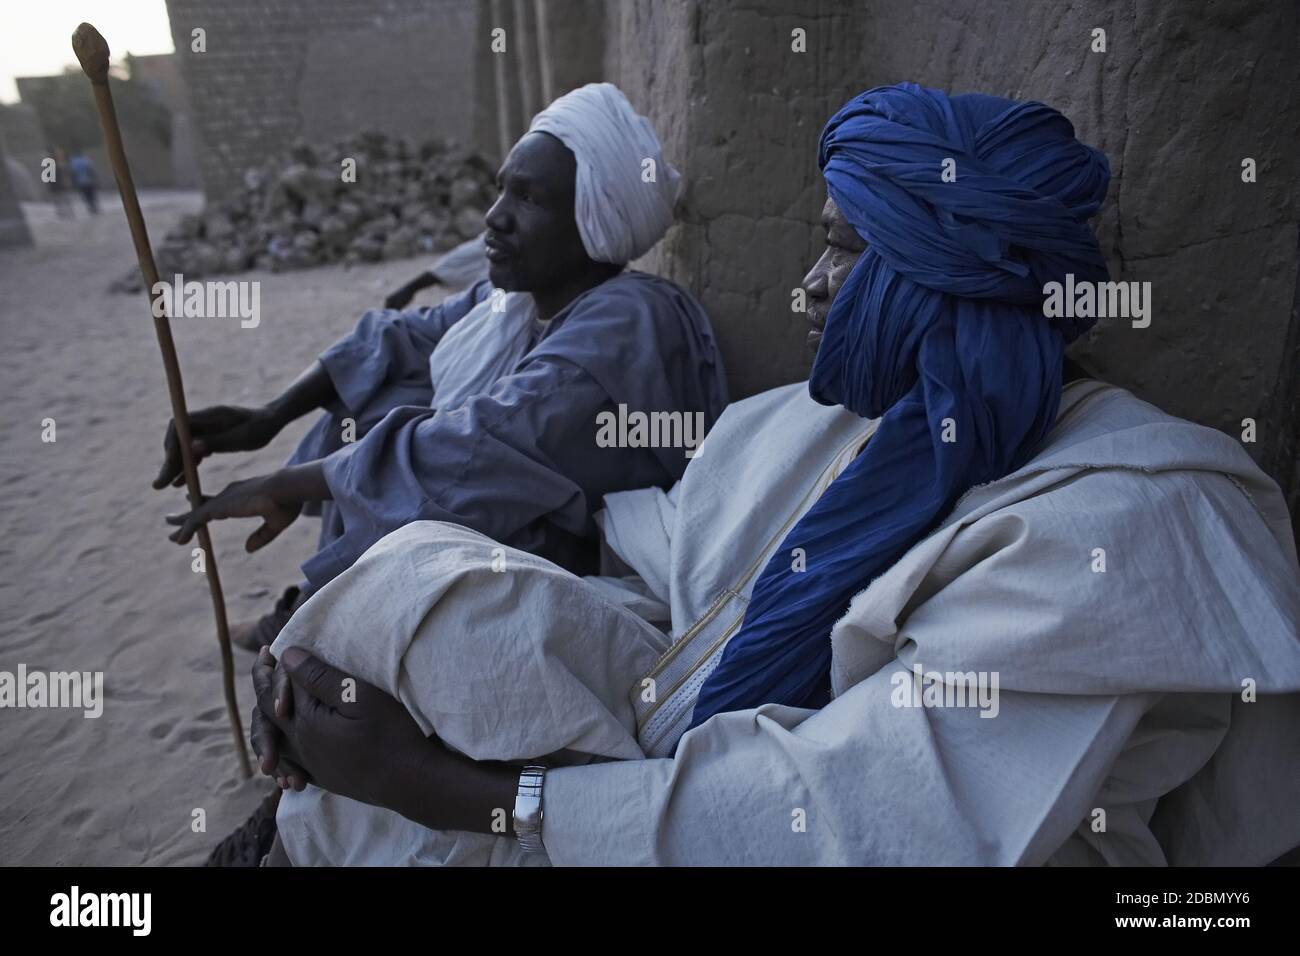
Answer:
[513, 765, 547, 854]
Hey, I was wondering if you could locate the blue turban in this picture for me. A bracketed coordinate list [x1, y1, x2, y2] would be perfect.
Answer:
[691, 83, 1111, 729]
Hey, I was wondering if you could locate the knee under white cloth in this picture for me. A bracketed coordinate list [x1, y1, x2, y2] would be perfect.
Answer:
[270, 521, 669, 866]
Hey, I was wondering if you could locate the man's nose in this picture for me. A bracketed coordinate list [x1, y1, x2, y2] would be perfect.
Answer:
[484, 194, 512, 234]
[802, 249, 832, 298]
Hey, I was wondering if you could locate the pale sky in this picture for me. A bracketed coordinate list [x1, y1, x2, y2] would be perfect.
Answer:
[0, 0, 175, 103]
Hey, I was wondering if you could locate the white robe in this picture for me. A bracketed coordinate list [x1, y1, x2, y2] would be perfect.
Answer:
[272, 379, 1300, 866]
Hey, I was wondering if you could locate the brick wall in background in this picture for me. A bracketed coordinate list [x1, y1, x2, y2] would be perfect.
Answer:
[130, 53, 202, 188]
[0, 104, 48, 175]
[0, 129, 33, 248]
[15, 73, 176, 190]
[0, 105, 46, 202]
[162, 0, 488, 198]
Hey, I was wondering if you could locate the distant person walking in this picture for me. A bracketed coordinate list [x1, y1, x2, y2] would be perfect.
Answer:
[68, 151, 99, 214]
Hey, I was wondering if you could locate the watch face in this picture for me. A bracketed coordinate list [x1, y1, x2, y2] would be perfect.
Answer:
[515, 795, 543, 825]
[515, 767, 547, 851]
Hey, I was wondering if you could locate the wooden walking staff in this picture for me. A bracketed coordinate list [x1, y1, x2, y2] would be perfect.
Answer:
[72, 23, 252, 778]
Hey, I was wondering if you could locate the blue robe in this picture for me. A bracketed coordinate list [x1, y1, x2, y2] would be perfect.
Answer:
[288, 271, 728, 591]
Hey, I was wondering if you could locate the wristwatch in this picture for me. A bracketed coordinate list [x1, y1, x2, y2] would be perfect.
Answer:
[513, 765, 547, 854]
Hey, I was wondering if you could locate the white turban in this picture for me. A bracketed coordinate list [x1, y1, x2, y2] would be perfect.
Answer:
[528, 82, 681, 264]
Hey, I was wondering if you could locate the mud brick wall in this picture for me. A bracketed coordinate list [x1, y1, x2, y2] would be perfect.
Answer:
[0, 128, 32, 248]
[162, 0, 487, 199]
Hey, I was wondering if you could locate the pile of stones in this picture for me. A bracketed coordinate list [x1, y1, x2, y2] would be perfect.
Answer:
[111, 132, 495, 292]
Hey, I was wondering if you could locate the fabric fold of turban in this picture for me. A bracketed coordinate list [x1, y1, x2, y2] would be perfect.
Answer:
[529, 82, 681, 265]
[692, 82, 1111, 730]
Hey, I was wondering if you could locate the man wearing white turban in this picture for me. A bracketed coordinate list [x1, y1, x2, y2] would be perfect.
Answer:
[155, 84, 728, 650]
[530, 82, 681, 265]
[384, 82, 680, 306]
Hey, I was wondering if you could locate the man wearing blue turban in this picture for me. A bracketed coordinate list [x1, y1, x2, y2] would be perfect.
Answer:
[690, 85, 1113, 725]
[241, 85, 1300, 868]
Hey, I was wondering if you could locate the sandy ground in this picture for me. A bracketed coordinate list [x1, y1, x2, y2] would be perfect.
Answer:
[0, 192, 447, 864]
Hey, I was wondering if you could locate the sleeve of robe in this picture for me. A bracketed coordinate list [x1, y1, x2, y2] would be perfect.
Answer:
[541, 673, 1156, 865]
[317, 280, 490, 416]
[302, 355, 624, 589]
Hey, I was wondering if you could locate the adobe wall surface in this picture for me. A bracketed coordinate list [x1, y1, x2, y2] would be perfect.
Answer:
[162, 0, 486, 197]
[0, 128, 33, 248]
[857, 0, 1299, 522]
[605, 0, 865, 399]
